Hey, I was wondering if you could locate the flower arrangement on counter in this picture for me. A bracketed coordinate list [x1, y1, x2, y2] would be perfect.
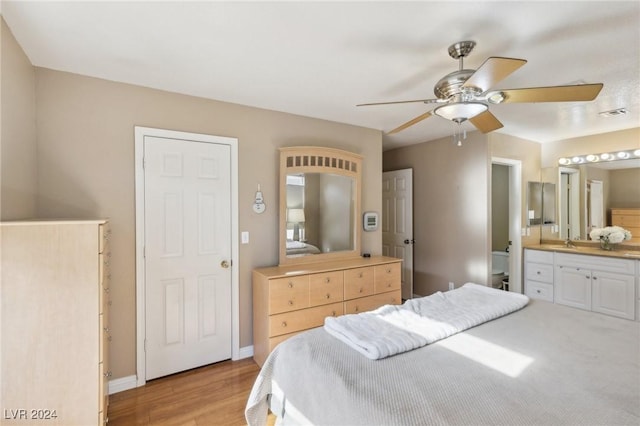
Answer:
[589, 226, 632, 250]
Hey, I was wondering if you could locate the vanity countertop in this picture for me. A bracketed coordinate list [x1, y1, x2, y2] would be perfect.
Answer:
[526, 241, 640, 260]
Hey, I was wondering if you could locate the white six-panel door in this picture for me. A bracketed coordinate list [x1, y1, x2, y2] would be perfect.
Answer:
[382, 169, 414, 299]
[143, 136, 232, 380]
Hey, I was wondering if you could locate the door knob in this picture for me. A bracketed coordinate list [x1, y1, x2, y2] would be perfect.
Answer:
[220, 260, 230, 268]
[404, 239, 415, 244]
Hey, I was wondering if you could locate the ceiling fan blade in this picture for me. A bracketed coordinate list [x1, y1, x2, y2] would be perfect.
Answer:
[462, 57, 527, 93]
[388, 111, 433, 134]
[469, 110, 504, 133]
[496, 83, 603, 103]
[357, 98, 440, 107]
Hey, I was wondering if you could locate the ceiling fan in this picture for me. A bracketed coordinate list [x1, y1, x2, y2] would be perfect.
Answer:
[357, 41, 603, 135]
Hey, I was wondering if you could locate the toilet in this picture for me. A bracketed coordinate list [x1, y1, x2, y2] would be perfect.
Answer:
[491, 251, 510, 289]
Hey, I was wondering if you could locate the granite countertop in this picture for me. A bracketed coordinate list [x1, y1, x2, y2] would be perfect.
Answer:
[526, 240, 640, 260]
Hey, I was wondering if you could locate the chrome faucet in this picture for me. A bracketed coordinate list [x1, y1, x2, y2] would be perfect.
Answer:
[564, 238, 577, 248]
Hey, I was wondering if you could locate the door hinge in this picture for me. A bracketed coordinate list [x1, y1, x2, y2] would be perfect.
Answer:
[144, 339, 147, 352]
[143, 246, 146, 258]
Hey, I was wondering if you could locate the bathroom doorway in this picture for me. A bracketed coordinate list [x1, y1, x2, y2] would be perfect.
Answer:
[490, 158, 522, 294]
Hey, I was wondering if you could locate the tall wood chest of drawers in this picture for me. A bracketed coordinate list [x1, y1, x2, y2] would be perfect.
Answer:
[252, 256, 402, 367]
[611, 208, 640, 243]
[1, 220, 111, 425]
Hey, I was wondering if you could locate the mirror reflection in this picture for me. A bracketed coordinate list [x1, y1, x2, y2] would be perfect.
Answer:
[285, 173, 356, 257]
[542, 159, 640, 245]
[527, 182, 556, 226]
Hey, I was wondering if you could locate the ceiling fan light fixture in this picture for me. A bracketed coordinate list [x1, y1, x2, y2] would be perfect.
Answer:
[433, 102, 488, 123]
[487, 92, 506, 104]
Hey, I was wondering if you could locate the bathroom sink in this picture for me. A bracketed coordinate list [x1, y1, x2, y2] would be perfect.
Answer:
[545, 245, 579, 250]
[623, 252, 640, 258]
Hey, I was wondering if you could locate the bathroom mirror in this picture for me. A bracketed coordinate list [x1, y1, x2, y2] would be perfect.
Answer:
[279, 146, 362, 266]
[544, 160, 640, 245]
[527, 182, 543, 226]
[527, 181, 557, 227]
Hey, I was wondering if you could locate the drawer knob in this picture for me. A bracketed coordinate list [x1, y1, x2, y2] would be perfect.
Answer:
[354, 307, 359, 312]
[359, 287, 363, 293]
[592, 276, 598, 280]
[288, 300, 293, 306]
[288, 282, 293, 288]
[358, 273, 363, 278]
[536, 271, 541, 275]
[281, 321, 287, 328]
[326, 293, 330, 299]
[387, 283, 392, 288]
[325, 277, 331, 283]
[386, 268, 391, 273]
[331, 311, 336, 317]
[536, 290, 541, 294]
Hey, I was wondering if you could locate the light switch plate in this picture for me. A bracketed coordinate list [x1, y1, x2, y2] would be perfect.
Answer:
[241, 231, 249, 244]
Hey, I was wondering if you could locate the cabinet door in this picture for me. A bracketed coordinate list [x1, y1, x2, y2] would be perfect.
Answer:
[555, 266, 591, 311]
[592, 271, 635, 320]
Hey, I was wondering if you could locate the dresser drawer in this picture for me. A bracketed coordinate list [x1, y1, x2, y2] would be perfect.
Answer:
[269, 276, 310, 314]
[525, 262, 554, 284]
[344, 290, 401, 314]
[309, 271, 344, 306]
[525, 249, 554, 264]
[374, 263, 401, 294]
[525, 281, 554, 302]
[344, 266, 375, 300]
[268, 331, 303, 353]
[269, 302, 343, 337]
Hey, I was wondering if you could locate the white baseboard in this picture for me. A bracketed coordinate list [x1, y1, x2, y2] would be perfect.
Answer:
[109, 374, 138, 395]
[237, 345, 254, 360]
[111, 345, 254, 395]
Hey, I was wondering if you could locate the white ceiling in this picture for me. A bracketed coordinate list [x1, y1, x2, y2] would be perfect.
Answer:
[2, 1, 639, 151]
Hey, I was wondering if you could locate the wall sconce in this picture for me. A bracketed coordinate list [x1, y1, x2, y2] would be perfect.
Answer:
[558, 149, 640, 166]
[287, 208, 306, 241]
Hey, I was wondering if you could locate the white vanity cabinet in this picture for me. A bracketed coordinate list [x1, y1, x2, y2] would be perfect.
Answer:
[554, 252, 636, 320]
[524, 249, 554, 302]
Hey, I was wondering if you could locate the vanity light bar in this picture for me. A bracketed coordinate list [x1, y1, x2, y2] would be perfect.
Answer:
[558, 149, 640, 166]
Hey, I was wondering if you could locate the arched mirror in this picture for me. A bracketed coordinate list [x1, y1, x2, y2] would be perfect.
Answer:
[279, 146, 362, 266]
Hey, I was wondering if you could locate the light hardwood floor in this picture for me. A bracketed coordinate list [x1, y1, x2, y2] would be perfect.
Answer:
[107, 358, 264, 425]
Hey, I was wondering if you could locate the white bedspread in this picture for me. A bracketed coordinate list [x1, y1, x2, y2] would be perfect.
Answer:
[246, 299, 640, 426]
[324, 283, 529, 359]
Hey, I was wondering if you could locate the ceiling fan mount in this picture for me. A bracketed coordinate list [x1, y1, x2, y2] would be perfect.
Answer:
[357, 40, 604, 135]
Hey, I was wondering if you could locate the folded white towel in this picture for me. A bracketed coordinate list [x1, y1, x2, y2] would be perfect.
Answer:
[324, 283, 529, 360]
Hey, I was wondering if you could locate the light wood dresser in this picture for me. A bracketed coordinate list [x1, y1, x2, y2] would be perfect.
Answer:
[611, 208, 640, 243]
[1, 220, 111, 425]
[252, 255, 401, 366]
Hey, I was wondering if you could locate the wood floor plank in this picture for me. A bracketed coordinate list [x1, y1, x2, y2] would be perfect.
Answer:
[108, 358, 261, 425]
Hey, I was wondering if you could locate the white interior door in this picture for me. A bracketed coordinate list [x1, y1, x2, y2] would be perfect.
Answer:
[144, 136, 232, 380]
[588, 180, 604, 230]
[382, 169, 414, 299]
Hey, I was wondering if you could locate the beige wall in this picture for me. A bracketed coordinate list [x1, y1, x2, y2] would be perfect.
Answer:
[383, 131, 490, 296]
[541, 127, 640, 168]
[383, 131, 542, 296]
[489, 132, 543, 248]
[1, 18, 37, 219]
[32, 68, 382, 379]
[610, 168, 640, 208]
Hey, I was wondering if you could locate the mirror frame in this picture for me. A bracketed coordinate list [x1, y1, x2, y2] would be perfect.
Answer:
[279, 146, 362, 266]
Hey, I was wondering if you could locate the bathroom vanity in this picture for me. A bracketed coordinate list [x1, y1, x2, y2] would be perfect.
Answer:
[524, 245, 639, 321]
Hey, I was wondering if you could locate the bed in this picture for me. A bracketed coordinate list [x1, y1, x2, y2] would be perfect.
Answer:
[246, 285, 640, 426]
[285, 240, 321, 256]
